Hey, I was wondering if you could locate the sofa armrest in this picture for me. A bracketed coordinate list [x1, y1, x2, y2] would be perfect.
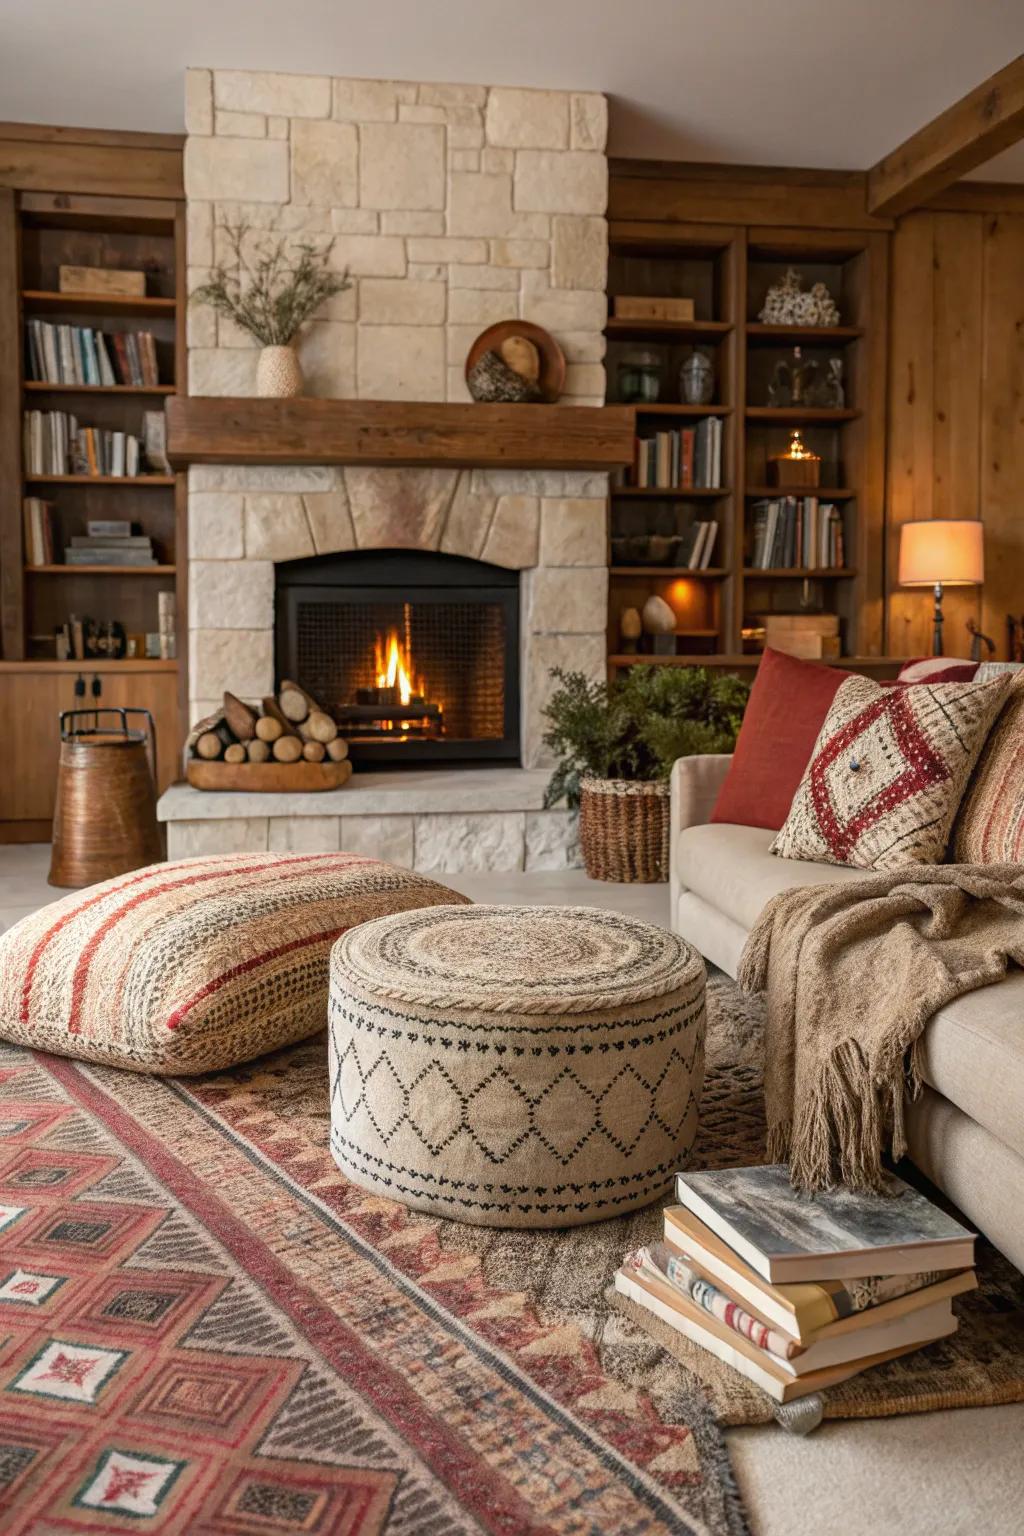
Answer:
[669, 754, 733, 913]
[670, 753, 733, 833]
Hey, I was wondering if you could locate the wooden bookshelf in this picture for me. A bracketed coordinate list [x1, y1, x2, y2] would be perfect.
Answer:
[26, 564, 177, 576]
[0, 182, 187, 833]
[25, 474, 176, 487]
[22, 289, 177, 317]
[24, 381, 176, 396]
[605, 216, 888, 672]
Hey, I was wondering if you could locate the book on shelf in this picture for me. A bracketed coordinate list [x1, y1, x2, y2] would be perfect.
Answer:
[624, 417, 722, 491]
[23, 410, 143, 478]
[23, 497, 55, 566]
[750, 496, 844, 570]
[674, 1166, 976, 1282]
[686, 521, 719, 570]
[24, 319, 160, 387]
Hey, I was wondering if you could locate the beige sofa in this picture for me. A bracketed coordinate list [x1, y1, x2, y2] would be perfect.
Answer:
[670, 753, 1024, 1273]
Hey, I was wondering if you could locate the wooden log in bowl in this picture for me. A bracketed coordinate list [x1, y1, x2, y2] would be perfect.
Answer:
[187, 759, 353, 792]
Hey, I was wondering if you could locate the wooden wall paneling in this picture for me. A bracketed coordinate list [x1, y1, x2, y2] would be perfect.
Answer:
[930, 212, 983, 653]
[0, 189, 22, 660]
[980, 213, 1024, 656]
[886, 214, 937, 659]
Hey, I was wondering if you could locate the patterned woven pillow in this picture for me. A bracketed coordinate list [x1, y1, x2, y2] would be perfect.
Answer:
[0, 852, 468, 1075]
[953, 675, 1024, 863]
[771, 673, 1012, 870]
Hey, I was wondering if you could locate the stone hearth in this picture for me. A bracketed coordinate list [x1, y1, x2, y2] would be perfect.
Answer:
[159, 768, 578, 870]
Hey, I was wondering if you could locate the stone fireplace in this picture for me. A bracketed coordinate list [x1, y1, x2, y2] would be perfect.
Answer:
[163, 67, 612, 869]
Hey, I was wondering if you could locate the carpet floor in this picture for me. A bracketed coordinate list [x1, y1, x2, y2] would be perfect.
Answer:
[1, 972, 1022, 1535]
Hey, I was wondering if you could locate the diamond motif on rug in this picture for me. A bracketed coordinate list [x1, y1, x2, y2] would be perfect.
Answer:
[12, 1339, 127, 1403]
[75, 1447, 185, 1516]
[0, 1268, 66, 1307]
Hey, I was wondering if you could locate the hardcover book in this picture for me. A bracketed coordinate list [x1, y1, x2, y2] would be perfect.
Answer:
[663, 1206, 975, 1342]
[674, 1166, 975, 1282]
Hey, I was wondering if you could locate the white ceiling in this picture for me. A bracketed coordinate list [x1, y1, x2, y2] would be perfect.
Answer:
[2, 0, 1022, 179]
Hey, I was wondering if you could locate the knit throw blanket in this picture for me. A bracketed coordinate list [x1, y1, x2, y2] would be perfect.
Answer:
[737, 864, 1024, 1193]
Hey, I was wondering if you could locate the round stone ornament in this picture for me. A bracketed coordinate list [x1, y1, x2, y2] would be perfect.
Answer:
[329, 904, 706, 1227]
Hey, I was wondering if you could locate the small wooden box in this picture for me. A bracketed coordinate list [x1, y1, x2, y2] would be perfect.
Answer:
[614, 296, 695, 323]
[59, 265, 146, 297]
[764, 614, 840, 661]
[769, 455, 820, 489]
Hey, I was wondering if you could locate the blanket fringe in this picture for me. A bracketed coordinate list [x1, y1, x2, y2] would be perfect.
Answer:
[772, 1037, 921, 1194]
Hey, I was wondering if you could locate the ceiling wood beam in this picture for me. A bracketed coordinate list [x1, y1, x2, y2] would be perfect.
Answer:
[867, 54, 1024, 217]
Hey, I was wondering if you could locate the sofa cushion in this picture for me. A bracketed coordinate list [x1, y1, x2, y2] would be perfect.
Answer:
[676, 822, 863, 932]
[0, 852, 468, 1075]
[710, 649, 853, 832]
[917, 971, 1024, 1164]
[953, 675, 1024, 863]
[772, 673, 1012, 870]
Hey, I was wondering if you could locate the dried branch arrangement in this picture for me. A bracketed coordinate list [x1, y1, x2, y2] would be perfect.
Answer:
[191, 223, 351, 347]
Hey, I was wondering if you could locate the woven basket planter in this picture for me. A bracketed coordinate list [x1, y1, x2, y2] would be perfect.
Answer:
[578, 777, 671, 883]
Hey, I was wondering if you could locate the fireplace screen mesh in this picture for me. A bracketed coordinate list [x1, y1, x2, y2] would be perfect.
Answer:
[294, 597, 508, 742]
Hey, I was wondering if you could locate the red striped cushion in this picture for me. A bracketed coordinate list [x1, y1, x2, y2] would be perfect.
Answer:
[0, 853, 468, 1075]
[953, 677, 1024, 863]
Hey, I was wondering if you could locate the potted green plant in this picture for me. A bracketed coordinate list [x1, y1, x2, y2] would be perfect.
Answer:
[543, 665, 749, 882]
[191, 223, 351, 398]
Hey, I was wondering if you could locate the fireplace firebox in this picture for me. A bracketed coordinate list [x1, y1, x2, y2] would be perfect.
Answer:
[275, 550, 520, 766]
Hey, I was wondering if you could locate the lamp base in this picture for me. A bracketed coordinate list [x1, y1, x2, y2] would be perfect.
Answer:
[932, 581, 944, 657]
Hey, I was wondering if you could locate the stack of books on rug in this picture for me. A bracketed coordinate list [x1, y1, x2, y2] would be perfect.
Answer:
[616, 1165, 976, 1403]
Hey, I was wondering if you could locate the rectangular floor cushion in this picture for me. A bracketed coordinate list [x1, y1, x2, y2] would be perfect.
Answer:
[0, 851, 468, 1075]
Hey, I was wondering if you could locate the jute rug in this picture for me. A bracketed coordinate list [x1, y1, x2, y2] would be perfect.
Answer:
[1, 973, 1021, 1535]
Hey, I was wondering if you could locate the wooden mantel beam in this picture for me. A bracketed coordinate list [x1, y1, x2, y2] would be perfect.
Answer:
[867, 54, 1024, 217]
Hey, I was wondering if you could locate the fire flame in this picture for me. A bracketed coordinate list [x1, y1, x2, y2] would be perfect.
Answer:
[375, 630, 418, 707]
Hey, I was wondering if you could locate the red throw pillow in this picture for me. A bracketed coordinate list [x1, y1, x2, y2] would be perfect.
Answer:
[711, 649, 853, 830]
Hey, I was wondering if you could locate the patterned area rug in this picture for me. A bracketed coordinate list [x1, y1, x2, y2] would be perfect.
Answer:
[0, 975, 1021, 1534]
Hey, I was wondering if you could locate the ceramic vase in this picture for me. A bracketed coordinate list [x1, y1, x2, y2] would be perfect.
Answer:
[257, 344, 303, 398]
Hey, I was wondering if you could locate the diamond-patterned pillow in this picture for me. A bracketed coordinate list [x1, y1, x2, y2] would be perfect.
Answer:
[771, 674, 1012, 870]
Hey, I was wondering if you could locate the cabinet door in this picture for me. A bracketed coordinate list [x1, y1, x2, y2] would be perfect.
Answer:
[0, 670, 77, 823]
[92, 670, 180, 795]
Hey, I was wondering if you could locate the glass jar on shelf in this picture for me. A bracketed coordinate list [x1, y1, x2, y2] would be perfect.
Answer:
[617, 349, 661, 404]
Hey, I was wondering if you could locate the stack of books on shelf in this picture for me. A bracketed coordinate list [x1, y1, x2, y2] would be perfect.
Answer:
[750, 496, 844, 570]
[625, 418, 724, 490]
[23, 497, 55, 566]
[64, 519, 157, 568]
[23, 410, 143, 478]
[615, 1165, 976, 1405]
[25, 320, 161, 388]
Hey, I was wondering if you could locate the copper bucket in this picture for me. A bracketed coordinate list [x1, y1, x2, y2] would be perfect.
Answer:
[49, 708, 163, 888]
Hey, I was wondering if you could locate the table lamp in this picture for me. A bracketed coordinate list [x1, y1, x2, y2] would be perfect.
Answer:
[898, 519, 984, 657]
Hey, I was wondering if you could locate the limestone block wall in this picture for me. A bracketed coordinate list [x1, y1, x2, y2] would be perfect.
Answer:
[183, 70, 612, 768]
[184, 69, 608, 403]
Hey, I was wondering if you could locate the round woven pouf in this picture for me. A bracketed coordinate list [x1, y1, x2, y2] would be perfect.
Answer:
[328, 904, 706, 1228]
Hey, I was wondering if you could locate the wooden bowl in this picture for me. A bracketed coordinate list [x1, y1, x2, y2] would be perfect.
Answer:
[465, 321, 566, 403]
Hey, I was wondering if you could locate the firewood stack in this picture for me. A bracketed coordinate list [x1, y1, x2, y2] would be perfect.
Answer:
[186, 680, 350, 767]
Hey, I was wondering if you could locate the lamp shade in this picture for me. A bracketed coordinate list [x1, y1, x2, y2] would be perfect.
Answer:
[898, 519, 984, 587]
